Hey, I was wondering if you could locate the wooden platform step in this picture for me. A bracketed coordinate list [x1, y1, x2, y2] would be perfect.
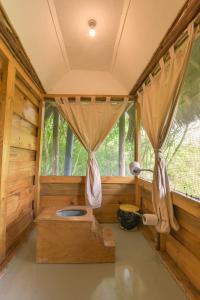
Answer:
[91, 217, 103, 239]
[102, 227, 115, 248]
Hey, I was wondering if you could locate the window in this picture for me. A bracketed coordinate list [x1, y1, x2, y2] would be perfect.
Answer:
[41, 102, 135, 176]
[164, 35, 200, 199]
[140, 35, 200, 200]
[140, 127, 154, 181]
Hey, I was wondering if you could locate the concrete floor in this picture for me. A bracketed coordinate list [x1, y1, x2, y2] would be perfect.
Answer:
[0, 224, 186, 300]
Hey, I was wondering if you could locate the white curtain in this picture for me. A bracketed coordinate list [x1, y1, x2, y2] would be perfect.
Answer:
[56, 97, 129, 208]
[138, 24, 194, 233]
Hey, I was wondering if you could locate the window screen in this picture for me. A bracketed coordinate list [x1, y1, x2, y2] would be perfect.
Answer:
[140, 127, 154, 181]
[41, 102, 135, 176]
[140, 35, 200, 200]
[164, 35, 200, 200]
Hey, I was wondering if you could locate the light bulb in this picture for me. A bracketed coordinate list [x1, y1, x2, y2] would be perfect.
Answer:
[89, 28, 96, 37]
[88, 19, 96, 38]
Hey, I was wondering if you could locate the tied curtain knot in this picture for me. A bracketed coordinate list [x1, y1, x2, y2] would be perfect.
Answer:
[154, 149, 163, 157]
[154, 149, 165, 164]
[88, 151, 95, 160]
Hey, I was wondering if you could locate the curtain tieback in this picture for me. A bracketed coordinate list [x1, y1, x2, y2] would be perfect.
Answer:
[154, 149, 163, 159]
[88, 152, 95, 160]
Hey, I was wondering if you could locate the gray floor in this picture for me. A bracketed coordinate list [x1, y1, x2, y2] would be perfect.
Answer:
[0, 224, 186, 300]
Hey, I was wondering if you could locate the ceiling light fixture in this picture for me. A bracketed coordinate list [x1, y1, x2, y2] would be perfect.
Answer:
[88, 19, 96, 37]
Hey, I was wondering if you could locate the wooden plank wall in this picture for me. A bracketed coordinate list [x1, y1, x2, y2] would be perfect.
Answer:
[40, 176, 136, 223]
[0, 39, 43, 259]
[137, 178, 200, 298]
[6, 76, 40, 251]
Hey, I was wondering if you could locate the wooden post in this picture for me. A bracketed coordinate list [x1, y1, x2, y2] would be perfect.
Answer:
[134, 100, 142, 208]
[52, 108, 60, 175]
[0, 59, 15, 261]
[35, 99, 45, 216]
[119, 112, 125, 176]
[134, 100, 141, 162]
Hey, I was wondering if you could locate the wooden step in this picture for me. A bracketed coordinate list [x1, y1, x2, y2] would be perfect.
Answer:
[102, 227, 115, 248]
[91, 217, 103, 239]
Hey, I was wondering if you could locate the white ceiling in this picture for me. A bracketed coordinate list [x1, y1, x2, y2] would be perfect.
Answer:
[1, 0, 186, 94]
[54, 0, 124, 71]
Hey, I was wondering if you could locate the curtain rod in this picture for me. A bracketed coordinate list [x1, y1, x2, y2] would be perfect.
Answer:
[43, 94, 135, 102]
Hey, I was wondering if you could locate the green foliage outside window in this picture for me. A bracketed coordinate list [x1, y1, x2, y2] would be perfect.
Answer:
[41, 104, 135, 176]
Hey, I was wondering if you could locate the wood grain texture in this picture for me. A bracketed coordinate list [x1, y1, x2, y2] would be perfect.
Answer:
[6, 186, 35, 226]
[0, 59, 15, 261]
[7, 176, 34, 196]
[6, 77, 39, 249]
[138, 178, 200, 297]
[160, 252, 200, 300]
[172, 192, 200, 218]
[36, 207, 115, 263]
[15, 76, 40, 107]
[14, 86, 39, 127]
[40, 177, 136, 222]
[12, 113, 37, 136]
[10, 117, 37, 150]
[9, 147, 36, 162]
[174, 206, 200, 239]
[0, 17, 42, 258]
[166, 234, 200, 292]
[6, 210, 33, 251]
[40, 176, 135, 184]
[8, 159, 36, 181]
[35, 100, 45, 215]
[171, 226, 200, 261]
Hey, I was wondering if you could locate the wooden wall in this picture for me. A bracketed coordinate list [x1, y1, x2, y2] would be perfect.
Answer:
[137, 179, 200, 299]
[6, 75, 41, 251]
[40, 176, 136, 223]
[0, 40, 43, 260]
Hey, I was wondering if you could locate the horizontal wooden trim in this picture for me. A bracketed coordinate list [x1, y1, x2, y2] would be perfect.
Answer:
[171, 226, 200, 261]
[130, 0, 200, 95]
[137, 178, 200, 218]
[140, 227, 200, 299]
[172, 192, 200, 219]
[166, 234, 200, 292]
[174, 206, 200, 238]
[40, 176, 135, 184]
[159, 252, 200, 300]
[137, 178, 152, 191]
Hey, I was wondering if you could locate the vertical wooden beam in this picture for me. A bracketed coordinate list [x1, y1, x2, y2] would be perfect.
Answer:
[134, 100, 142, 208]
[134, 100, 141, 162]
[52, 108, 59, 175]
[0, 59, 15, 261]
[35, 99, 45, 216]
[119, 112, 125, 176]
